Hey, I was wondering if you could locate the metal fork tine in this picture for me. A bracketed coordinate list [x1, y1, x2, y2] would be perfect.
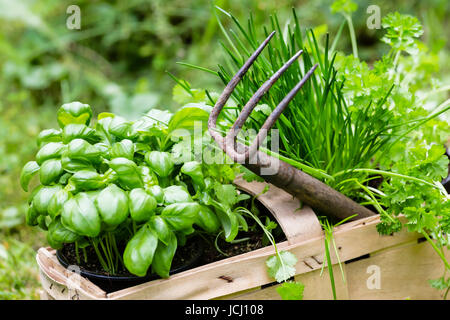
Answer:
[208, 31, 276, 148]
[245, 63, 319, 160]
[227, 49, 304, 137]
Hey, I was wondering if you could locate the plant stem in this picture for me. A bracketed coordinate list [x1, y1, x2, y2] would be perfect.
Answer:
[110, 233, 124, 269]
[345, 14, 358, 58]
[82, 247, 88, 263]
[422, 231, 450, 270]
[333, 168, 438, 189]
[330, 20, 347, 54]
[75, 241, 80, 265]
[90, 238, 109, 272]
[99, 237, 113, 274]
[323, 234, 337, 300]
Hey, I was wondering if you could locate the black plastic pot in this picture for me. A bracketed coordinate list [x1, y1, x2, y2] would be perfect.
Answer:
[443, 147, 450, 193]
[56, 237, 206, 293]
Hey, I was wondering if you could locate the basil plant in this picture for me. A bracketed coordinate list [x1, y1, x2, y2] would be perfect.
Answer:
[20, 101, 255, 278]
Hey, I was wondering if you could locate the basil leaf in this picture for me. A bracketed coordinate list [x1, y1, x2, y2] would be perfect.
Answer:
[216, 208, 239, 242]
[129, 188, 157, 223]
[36, 142, 65, 165]
[181, 161, 205, 189]
[39, 159, 63, 185]
[168, 107, 209, 138]
[37, 129, 62, 147]
[61, 192, 101, 237]
[33, 185, 63, 215]
[69, 170, 105, 191]
[161, 202, 200, 231]
[109, 116, 138, 140]
[67, 138, 102, 164]
[93, 142, 111, 158]
[26, 203, 39, 226]
[57, 101, 93, 128]
[163, 185, 192, 205]
[110, 139, 135, 160]
[139, 165, 158, 188]
[123, 224, 158, 277]
[195, 205, 220, 233]
[28, 185, 42, 205]
[46, 230, 62, 250]
[61, 155, 94, 173]
[48, 189, 71, 219]
[108, 157, 143, 190]
[62, 124, 101, 144]
[48, 217, 79, 243]
[147, 185, 164, 204]
[137, 109, 172, 131]
[145, 151, 174, 178]
[96, 116, 115, 145]
[148, 216, 171, 245]
[58, 172, 72, 185]
[20, 161, 40, 192]
[95, 184, 129, 229]
[151, 232, 177, 278]
[37, 215, 49, 231]
[85, 190, 101, 204]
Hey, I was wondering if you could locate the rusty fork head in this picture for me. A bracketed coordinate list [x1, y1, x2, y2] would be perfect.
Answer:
[208, 31, 318, 164]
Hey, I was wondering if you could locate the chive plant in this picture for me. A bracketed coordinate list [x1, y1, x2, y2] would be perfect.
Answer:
[206, 8, 397, 196]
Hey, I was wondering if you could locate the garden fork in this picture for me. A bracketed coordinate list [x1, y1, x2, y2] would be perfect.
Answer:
[208, 31, 375, 221]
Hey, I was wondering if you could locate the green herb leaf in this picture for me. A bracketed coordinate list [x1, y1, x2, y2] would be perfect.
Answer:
[69, 170, 105, 191]
[48, 189, 71, 219]
[276, 281, 305, 300]
[181, 161, 205, 189]
[129, 188, 157, 223]
[67, 138, 102, 164]
[215, 208, 239, 242]
[123, 224, 158, 277]
[152, 231, 177, 278]
[20, 161, 40, 192]
[148, 215, 171, 245]
[108, 157, 144, 190]
[110, 139, 135, 160]
[62, 124, 101, 144]
[195, 205, 220, 233]
[25, 204, 39, 226]
[163, 185, 192, 205]
[95, 184, 129, 229]
[37, 129, 62, 147]
[39, 159, 63, 185]
[61, 192, 101, 237]
[57, 102, 93, 128]
[145, 151, 174, 178]
[266, 251, 298, 283]
[168, 106, 209, 138]
[148, 185, 164, 204]
[33, 185, 63, 215]
[161, 202, 200, 231]
[36, 142, 65, 165]
[48, 217, 79, 244]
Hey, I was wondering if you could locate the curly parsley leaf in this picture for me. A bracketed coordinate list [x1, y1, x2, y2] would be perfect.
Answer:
[382, 12, 423, 54]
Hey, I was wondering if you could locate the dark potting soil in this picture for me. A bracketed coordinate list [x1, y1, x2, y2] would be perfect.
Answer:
[199, 199, 286, 265]
[199, 230, 285, 266]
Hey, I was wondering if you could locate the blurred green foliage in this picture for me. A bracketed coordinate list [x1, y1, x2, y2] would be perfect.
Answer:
[0, 0, 448, 299]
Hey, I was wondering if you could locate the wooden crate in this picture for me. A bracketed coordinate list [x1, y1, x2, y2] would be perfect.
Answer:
[36, 178, 450, 300]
